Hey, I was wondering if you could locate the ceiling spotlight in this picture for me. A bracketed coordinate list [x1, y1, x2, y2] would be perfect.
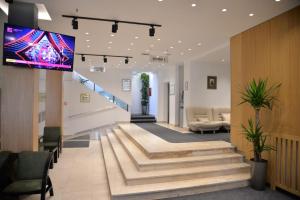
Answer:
[81, 55, 85, 62]
[85, 32, 89, 35]
[112, 21, 118, 33]
[275, 0, 281, 2]
[72, 17, 78, 30]
[135, 36, 139, 39]
[178, 40, 182, 43]
[222, 8, 227, 12]
[191, 3, 197, 7]
[170, 46, 174, 49]
[197, 42, 202, 46]
[125, 57, 129, 64]
[149, 25, 155, 37]
[103, 56, 108, 63]
[249, 13, 255, 17]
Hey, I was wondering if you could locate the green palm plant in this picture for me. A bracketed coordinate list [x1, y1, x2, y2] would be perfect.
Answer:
[240, 79, 280, 162]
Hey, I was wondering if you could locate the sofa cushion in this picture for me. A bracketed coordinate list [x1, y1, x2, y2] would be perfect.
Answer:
[222, 113, 230, 122]
[3, 179, 42, 193]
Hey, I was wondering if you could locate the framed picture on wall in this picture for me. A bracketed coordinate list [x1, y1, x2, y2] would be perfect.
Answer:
[207, 76, 217, 89]
[80, 93, 90, 103]
[122, 79, 131, 92]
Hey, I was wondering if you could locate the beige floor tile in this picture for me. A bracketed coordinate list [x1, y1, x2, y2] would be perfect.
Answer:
[19, 140, 110, 200]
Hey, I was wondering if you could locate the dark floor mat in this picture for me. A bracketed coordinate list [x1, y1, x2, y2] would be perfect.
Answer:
[69, 134, 90, 141]
[136, 123, 230, 143]
[63, 141, 90, 148]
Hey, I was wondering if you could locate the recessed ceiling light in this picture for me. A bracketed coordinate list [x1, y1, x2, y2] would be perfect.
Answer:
[275, 0, 281, 2]
[191, 3, 197, 7]
[158, 0, 164, 2]
[128, 48, 131, 51]
[157, 38, 161, 41]
[178, 40, 182, 43]
[150, 44, 154, 48]
[108, 41, 113, 44]
[86, 39, 90, 42]
[188, 48, 192, 51]
[108, 46, 112, 49]
[85, 32, 89, 35]
[222, 59, 225, 62]
[170, 46, 174, 49]
[180, 52, 184, 55]
[87, 45, 90, 48]
[130, 42, 134, 46]
[163, 51, 168, 54]
[249, 13, 255, 17]
[111, 34, 115, 37]
[145, 49, 150, 52]
[134, 36, 139, 39]
[222, 8, 227, 12]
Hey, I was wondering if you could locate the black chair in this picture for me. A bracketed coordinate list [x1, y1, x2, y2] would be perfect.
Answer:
[0, 151, 13, 193]
[40, 127, 62, 156]
[1, 151, 54, 200]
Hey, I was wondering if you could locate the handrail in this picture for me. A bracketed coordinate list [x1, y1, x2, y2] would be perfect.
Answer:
[73, 71, 130, 112]
[68, 106, 117, 119]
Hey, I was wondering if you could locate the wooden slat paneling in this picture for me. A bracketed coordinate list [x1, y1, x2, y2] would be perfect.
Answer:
[231, 5, 300, 196]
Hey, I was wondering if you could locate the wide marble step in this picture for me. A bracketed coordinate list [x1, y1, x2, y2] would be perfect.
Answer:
[113, 128, 244, 171]
[119, 123, 235, 158]
[107, 132, 250, 185]
[101, 135, 250, 200]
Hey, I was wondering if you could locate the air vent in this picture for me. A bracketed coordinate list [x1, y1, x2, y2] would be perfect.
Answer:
[90, 66, 106, 72]
[150, 55, 168, 63]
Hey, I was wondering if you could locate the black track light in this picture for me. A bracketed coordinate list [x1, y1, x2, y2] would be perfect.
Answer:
[149, 25, 155, 37]
[103, 56, 108, 63]
[81, 55, 85, 62]
[5, 0, 13, 3]
[125, 57, 129, 64]
[112, 21, 118, 33]
[72, 17, 78, 30]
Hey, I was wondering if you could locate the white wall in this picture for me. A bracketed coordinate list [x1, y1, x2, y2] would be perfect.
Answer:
[131, 73, 142, 114]
[183, 61, 231, 126]
[64, 77, 130, 135]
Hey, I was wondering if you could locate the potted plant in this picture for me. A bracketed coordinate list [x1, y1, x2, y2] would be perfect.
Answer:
[240, 79, 280, 190]
[140, 73, 150, 115]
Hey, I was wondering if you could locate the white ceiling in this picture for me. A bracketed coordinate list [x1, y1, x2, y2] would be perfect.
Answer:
[7, 0, 300, 69]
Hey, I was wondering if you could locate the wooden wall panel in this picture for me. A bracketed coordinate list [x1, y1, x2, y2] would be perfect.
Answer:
[45, 71, 64, 133]
[0, 67, 39, 152]
[231, 6, 300, 195]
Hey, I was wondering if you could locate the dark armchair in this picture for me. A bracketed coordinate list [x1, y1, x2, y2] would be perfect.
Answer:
[0, 151, 13, 193]
[40, 127, 62, 154]
[1, 151, 54, 200]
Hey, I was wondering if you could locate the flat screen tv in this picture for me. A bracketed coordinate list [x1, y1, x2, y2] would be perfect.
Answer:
[3, 23, 75, 72]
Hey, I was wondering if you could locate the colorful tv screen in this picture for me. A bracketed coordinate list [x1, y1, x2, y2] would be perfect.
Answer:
[3, 23, 75, 72]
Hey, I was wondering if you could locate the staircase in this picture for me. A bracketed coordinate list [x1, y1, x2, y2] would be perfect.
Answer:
[101, 123, 250, 200]
[130, 114, 157, 123]
[73, 71, 129, 111]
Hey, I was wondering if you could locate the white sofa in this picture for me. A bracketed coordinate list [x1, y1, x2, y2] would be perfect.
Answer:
[186, 107, 230, 133]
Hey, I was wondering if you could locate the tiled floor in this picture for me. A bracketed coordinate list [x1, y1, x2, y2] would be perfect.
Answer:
[21, 141, 110, 200]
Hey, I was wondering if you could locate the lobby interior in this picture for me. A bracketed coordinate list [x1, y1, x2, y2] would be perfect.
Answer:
[0, 0, 300, 200]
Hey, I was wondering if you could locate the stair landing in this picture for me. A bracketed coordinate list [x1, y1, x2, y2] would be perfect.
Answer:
[101, 123, 250, 200]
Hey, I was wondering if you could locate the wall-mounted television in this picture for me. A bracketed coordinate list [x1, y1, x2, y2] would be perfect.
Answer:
[3, 23, 75, 72]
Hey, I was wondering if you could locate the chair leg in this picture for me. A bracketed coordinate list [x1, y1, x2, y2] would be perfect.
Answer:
[41, 193, 46, 200]
[48, 177, 54, 196]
